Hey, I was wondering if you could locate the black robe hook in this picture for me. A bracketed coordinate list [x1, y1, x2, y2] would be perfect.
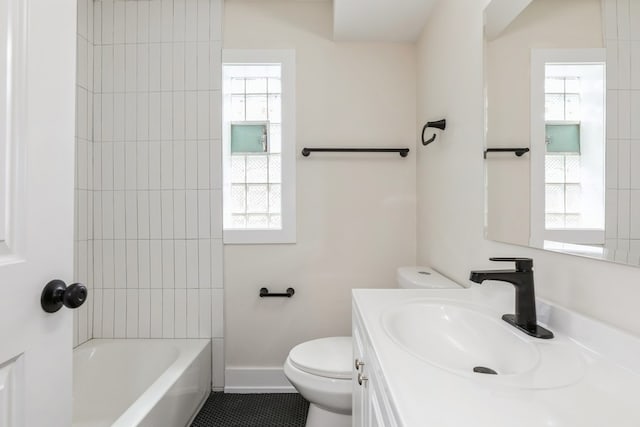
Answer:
[422, 119, 446, 146]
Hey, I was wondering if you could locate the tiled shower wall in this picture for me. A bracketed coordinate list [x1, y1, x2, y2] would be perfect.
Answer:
[73, 0, 96, 348]
[603, 0, 640, 262]
[74, 0, 224, 389]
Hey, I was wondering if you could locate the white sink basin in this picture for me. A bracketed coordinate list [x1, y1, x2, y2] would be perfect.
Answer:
[382, 300, 586, 388]
[382, 301, 539, 376]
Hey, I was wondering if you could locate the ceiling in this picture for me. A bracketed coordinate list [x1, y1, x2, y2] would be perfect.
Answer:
[333, 0, 437, 42]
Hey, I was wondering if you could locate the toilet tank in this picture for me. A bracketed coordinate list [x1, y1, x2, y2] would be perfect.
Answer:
[396, 266, 461, 289]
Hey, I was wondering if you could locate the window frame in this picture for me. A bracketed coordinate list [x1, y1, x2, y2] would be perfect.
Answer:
[222, 49, 296, 244]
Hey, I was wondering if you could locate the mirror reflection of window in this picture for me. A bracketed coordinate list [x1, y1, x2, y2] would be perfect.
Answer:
[543, 63, 605, 242]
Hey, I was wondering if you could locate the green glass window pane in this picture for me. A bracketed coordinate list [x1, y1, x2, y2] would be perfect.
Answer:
[546, 124, 580, 153]
[230, 123, 268, 153]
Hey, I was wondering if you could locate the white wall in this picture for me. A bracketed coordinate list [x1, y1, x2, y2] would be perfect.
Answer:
[417, 0, 640, 338]
[223, 1, 417, 374]
[87, 0, 225, 389]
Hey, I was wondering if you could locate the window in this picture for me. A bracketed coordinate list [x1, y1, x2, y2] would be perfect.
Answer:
[222, 50, 296, 244]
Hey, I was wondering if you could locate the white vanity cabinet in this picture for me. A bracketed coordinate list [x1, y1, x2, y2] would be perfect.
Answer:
[352, 306, 399, 427]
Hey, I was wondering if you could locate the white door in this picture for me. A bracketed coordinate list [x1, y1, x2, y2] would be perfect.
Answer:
[0, 0, 77, 426]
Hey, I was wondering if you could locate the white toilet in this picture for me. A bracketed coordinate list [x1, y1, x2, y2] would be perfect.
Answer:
[283, 266, 461, 427]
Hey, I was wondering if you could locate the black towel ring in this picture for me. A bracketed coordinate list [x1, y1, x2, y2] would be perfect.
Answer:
[422, 119, 447, 146]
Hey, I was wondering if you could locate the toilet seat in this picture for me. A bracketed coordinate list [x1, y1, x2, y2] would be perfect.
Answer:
[289, 337, 352, 380]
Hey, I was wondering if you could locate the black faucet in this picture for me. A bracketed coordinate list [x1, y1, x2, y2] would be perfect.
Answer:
[469, 258, 553, 339]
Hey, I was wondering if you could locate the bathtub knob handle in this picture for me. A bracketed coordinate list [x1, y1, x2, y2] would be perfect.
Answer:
[41, 280, 88, 313]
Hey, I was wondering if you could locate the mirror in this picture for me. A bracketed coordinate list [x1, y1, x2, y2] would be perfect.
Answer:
[485, 0, 640, 266]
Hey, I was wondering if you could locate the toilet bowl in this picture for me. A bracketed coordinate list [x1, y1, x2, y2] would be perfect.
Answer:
[284, 267, 461, 427]
[284, 337, 352, 427]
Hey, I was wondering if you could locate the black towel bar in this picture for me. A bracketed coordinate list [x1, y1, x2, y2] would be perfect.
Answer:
[260, 287, 295, 298]
[301, 148, 409, 158]
[484, 148, 530, 159]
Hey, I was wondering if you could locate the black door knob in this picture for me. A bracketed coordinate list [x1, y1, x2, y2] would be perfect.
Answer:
[41, 280, 88, 313]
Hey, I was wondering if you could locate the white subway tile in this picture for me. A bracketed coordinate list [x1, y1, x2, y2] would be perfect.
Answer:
[185, 142, 198, 189]
[185, 0, 198, 42]
[618, 0, 631, 41]
[137, 143, 150, 190]
[102, 45, 115, 94]
[173, 92, 186, 140]
[173, 0, 186, 41]
[607, 139, 618, 189]
[149, 0, 162, 43]
[631, 0, 640, 40]
[173, 43, 186, 91]
[185, 43, 197, 91]
[186, 289, 199, 337]
[149, 92, 162, 140]
[137, 0, 150, 43]
[210, 0, 223, 41]
[125, 1, 137, 44]
[138, 289, 151, 338]
[137, 44, 150, 93]
[161, 142, 174, 189]
[211, 238, 223, 288]
[102, 93, 115, 142]
[198, 239, 211, 288]
[185, 190, 198, 238]
[77, 38, 88, 90]
[138, 190, 150, 238]
[212, 338, 225, 388]
[113, 190, 126, 239]
[94, 239, 103, 289]
[197, 42, 209, 91]
[78, 191, 88, 241]
[174, 190, 186, 238]
[631, 91, 640, 138]
[113, 45, 125, 93]
[102, 0, 114, 44]
[149, 44, 162, 91]
[125, 142, 137, 190]
[197, 141, 210, 189]
[607, 90, 619, 139]
[186, 240, 199, 288]
[113, 142, 126, 190]
[212, 289, 223, 337]
[210, 92, 221, 139]
[174, 239, 187, 289]
[126, 190, 138, 239]
[173, 140, 186, 189]
[162, 289, 175, 338]
[161, 0, 173, 42]
[149, 190, 162, 238]
[125, 45, 137, 92]
[114, 290, 127, 338]
[125, 93, 137, 142]
[150, 240, 163, 287]
[606, 189, 619, 238]
[619, 90, 631, 139]
[162, 190, 175, 238]
[138, 240, 151, 288]
[102, 191, 115, 238]
[185, 92, 198, 140]
[94, 47, 103, 94]
[603, 0, 617, 39]
[619, 41, 631, 89]
[137, 93, 150, 141]
[114, 240, 127, 288]
[196, 0, 210, 41]
[161, 93, 173, 139]
[618, 189, 631, 238]
[632, 190, 640, 238]
[631, 142, 640, 188]
[126, 289, 139, 337]
[148, 141, 162, 189]
[150, 289, 163, 337]
[102, 289, 115, 338]
[211, 140, 221, 189]
[113, 93, 126, 141]
[92, 289, 103, 336]
[161, 43, 173, 91]
[196, 90, 210, 140]
[198, 190, 210, 238]
[113, 1, 125, 44]
[619, 141, 631, 188]
[210, 42, 222, 91]
[198, 289, 211, 337]
[174, 289, 187, 338]
[103, 240, 115, 288]
[94, 1, 103, 45]
[77, 0, 88, 39]
[632, 42, 640, 90]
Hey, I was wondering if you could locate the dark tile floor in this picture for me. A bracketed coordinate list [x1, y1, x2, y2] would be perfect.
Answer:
[191, 392, 309, 427]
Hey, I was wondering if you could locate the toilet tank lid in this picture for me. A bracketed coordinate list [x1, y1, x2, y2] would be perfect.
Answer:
[289, 337, 352, 380]
[397, 266, 461, 289]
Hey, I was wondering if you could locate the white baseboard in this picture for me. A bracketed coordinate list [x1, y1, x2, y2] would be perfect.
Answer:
[224, 367, 296, 394]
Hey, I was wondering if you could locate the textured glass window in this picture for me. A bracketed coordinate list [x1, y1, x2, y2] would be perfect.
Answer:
[224, 64, 283, 230]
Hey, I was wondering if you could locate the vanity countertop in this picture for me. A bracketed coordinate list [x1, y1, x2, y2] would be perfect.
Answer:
[353, 284, 640, 427]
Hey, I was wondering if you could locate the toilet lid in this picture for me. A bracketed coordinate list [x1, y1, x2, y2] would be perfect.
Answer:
[289, 337, 352, 380]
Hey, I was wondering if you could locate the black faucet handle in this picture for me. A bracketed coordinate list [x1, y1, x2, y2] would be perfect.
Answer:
[489, 257, 533, 272]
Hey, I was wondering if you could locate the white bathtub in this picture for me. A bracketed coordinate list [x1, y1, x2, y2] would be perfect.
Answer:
[73, 339, 211, 427]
